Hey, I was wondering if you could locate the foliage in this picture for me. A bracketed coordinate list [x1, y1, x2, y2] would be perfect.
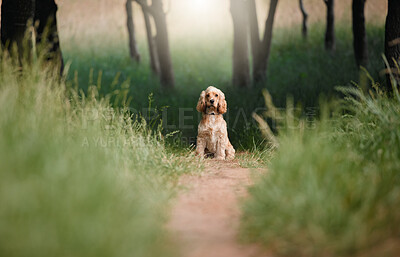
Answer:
[0, 53, 198, 257]
[241, 71, 400, 256]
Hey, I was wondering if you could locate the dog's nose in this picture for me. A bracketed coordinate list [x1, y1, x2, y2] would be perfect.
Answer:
[210, 99, 214, 104]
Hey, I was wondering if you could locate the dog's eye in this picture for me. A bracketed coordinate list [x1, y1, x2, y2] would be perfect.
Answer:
[215, 94, 218, 97]
[206, 94, 210, 97]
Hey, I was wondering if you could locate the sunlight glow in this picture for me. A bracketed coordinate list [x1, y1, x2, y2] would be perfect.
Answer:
[169, 0, 230, 37]
[192, 0, 213, 13]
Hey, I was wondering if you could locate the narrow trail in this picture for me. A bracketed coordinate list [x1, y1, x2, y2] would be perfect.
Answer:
[167, 160, 270, 257]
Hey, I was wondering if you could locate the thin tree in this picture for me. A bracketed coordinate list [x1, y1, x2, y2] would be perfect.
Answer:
[126, 0, 141, 62]
[384, 0, 400, 92]
[141, 1, 160, 75]
[352, 0, 368, 68]
[323, 0, 335, 51]
[299, 0, 308, 39]
[151, 0, 174, 88]
[248, 0, 279, 83]
[1, 0, 64, 72]
[134, 0, 174, 89]
[247, 0, 259, 79]
[230, 0, 250, 88]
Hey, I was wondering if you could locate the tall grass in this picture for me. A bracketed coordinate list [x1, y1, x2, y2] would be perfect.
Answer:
[0, 52, 197, 257]
[241, 71, 400, 256]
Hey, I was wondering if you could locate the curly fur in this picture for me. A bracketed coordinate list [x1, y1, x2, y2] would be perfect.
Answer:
[195, 86, 235, 160]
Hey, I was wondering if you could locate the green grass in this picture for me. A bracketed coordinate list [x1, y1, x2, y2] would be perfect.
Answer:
[64, 22, 385, 150]
[0, 52, 198, 257]
[240, 73, 400, 256]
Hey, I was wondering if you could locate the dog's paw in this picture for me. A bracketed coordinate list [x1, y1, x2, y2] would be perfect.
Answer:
[226, 155, 235, 161]
[214, 156, 225, 161]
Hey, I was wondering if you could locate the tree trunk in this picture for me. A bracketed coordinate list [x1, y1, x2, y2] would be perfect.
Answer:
[141, 2, 160, 75]
[126, 0, 141, 62]
[1, 0, 35, 58]
[1, 0, 63, 72]
[352, 0, 368, 68]
[151, 0, 175, 89]
[324, 0, 335, 51]
[253, 0, 279, 83]
[230, 0, 250, 88]
[384, 0, 400, 92]
[299, 0, 308, 38]
[247, 0, 260, 80]
[34, 0, 64, 73]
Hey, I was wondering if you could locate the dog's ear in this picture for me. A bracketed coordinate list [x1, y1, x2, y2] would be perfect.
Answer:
[196, 90, 206, 113]
[217, 91, 227, 114]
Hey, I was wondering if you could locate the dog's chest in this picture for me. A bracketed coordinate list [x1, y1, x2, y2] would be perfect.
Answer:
[200, 116, 220, 152]
[208, 116, 218, 140]
[202, 116, 218, 133]
[207, 115, 217, 126]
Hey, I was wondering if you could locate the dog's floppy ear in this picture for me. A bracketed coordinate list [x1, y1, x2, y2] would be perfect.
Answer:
[196, 90, 206, 113]
[217, 91, 227, 114]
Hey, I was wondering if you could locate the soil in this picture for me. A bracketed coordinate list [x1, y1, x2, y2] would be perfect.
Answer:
[167, 159, 271, 257]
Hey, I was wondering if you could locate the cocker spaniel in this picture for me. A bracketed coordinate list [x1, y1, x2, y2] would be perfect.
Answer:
[196, 86, 235, 160]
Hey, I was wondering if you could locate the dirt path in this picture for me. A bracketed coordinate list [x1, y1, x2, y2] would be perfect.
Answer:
[167, 160, 270, 257]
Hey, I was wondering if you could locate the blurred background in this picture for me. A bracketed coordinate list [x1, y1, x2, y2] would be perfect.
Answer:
[52, 0, 388, 149]
[0, 0, 388, 149]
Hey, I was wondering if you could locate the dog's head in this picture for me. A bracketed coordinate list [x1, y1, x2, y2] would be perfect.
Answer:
[196, 86, 227, 114]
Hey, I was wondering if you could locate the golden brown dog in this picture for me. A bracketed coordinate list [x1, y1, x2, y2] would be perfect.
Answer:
[196, 86, 235, 160]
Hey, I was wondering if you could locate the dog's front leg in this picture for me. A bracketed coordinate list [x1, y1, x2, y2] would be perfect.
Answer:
[225, 142, 235, 161]
[215, 140, 226, 160]
[196, 137, 206, 159]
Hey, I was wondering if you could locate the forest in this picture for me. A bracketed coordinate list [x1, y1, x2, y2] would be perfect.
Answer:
[0, 0, 399, 257]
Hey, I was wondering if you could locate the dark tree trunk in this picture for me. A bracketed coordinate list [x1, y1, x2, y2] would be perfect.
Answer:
[141, 2, 160, 75]
[299, 0, 308, 38]
[126, 0, 141, 62]
[384, 0, 400, 92]
[151, 0, 174, 89]
[34, 0, 64, 73]
[253, 0, 279, 83]
[1, 0, 35, 58]
[247, 0, 260, 80]
[1, 0, 63, 72]
[134, 0, 174, 88]
[324, 0, 335, 51]
[152, 0, 175, 89]
[352, 0, 368, 68]
[230, 0, 250, 88]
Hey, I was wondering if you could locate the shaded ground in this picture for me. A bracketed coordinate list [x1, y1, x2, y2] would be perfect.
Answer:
[167, 160, 270, 257]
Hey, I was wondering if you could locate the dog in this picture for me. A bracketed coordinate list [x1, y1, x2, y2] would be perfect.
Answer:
[196, 86, 235, 160]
